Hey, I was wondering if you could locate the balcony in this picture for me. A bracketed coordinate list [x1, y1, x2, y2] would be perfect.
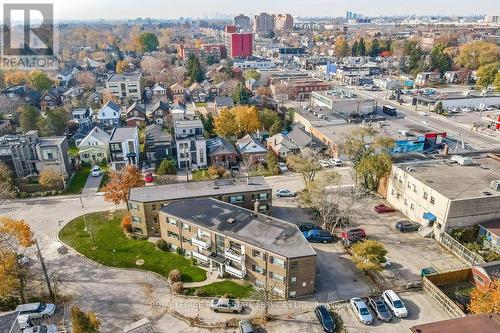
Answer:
[192, 235, 211, 249]
[192, 251, 210, 263]
[224, 248, 246, 263]
[225, 264, 246, 279]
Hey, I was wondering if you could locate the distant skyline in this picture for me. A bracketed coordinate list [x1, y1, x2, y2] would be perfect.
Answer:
[36, 0, 498, 20]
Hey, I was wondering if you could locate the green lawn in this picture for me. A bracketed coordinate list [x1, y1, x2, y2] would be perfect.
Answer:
[194, 102, 208, 107]
[185, 281, 253, 298]
[66, 166, 91, 194]
[59, 211, 207, 282]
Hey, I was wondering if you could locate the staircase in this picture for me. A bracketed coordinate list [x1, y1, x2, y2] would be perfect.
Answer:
[419, 226, 434, 238]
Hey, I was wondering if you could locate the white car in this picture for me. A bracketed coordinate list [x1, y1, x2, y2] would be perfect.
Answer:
[461, 107, 472, 113]
[91, 166, 101, 177]
[210, 298, 244, 314]
[276, 189, 297, 197]
[23, 325, 58, 333]
[383, 290, 408, 318]
[16, 303, 56, 328]
[278, 162, 288, 173]
[350, 298, 373, 325]
[329, 158, 343, 167]
[319, 160, 330, 168]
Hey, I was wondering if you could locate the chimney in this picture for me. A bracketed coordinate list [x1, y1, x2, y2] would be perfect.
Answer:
[254, 199, 260, 214]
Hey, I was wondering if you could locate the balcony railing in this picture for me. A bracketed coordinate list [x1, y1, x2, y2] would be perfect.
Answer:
[224, 248, 246, 263]
[192, 251, 210, 263]
[225, 265, 246, 279]
[192, 235, 211, 249]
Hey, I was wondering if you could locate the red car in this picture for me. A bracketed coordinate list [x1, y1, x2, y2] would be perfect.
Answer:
[340, 228, 366, 240]
[374, 204, 396, 214]
[144, 172, 154, 183]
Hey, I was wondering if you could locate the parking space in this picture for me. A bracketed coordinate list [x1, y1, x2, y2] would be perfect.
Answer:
[335, 291, 452, 333]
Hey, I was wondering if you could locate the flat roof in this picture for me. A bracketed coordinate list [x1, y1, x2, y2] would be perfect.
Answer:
[160, 197, 317, 258]
[312, 89, 375, 102]
[109, 127, 137, 142]
[129, 176, 271, 203]
[107, 73, 141, 82]
[410, 313, 500, 333]
[396, 156, 500, 200]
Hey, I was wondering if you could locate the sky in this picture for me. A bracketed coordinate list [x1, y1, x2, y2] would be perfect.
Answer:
[4, 0, 499, 20]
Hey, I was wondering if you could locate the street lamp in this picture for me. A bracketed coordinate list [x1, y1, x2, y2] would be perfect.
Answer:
[112, 249, 116, 266]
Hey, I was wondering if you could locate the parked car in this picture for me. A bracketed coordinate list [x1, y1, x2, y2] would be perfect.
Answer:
[210, 298, 244, 314]
[314, 305, 336, 333]
[341, 234, 365, 247]
[23, 325, 58, 333]
[298, 222, 321, 232]
[238, 319, 255, 333]
[374, 204, 395, 214]
[329, 158, 343, 167]
[278, 162, 288, 173]
[303, 229, 333, 243]
[276, 189, 297, 197]
[395, 220, 420, 232]
[91, 166, 101, 177]
[340, 228, 366, 240]
[144, 172, 154, 183]
[319, 160, 330, 168]
[382, 290, 408, 318]
[16, 303, 56, 328]
[350, 298, 373, 325]
[461, 107, 472, 113]
[367, 297, 392, 322]
[379, 256, 392, 268]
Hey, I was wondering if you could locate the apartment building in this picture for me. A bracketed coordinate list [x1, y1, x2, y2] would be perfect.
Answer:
[127, 176, 272, 236]
[271, 77, 331, 100]
[234, 14, 251, 31]
[174, 119, 207, 169]
[274, 14, 294, 31]
[106, 73, 142, 100]
[385, 156, 500, 233]
[159, 197, 316, 299]
[108, 127, 140, 170]
[254, 13, 274, 34]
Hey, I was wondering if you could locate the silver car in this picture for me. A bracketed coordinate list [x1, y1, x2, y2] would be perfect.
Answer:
[210, 298, 244, 314]
[350, 298, 373, 325]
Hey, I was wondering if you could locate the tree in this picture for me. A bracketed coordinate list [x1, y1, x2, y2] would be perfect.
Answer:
[234, 106, 260, 135]
[197, 112, 215, 136]
[156, 159, 177, 175]
[256, 86, 272, 97]
[186, 54, 204, 83]
[266, 151, 279, 175]
[456, 41, 499, 70]
[476, 62, 500, 89]
[19, 105, 39, 132]
[495, 72, 500, 92]
[101, 89, 119, 104]
[244, 69, 261, 81]
[334, 36, 350, 57]
[214, 108, 239, 138]
[369, 38, 381, 57]
[356, 38, 366, 57]
[4, 71, 28, 86]
[468, 279, 500, 314]
[208, 166, 226, 179]
[115, 60, 130, 74]
[259, 109, 280, 131]
[121, 214, 132, 233]
[71, 306, 100, 333]
[429, 43, 452, 75]
[76, 71, 97, 91]
[38, 108, 67, 136]
[232, 82, 252, 105]
[39, 167, 63, 189]
[0, 161, 15, 201]
[286, 148, 322, 188]
[138, 32, 159, 53]
[103, 165, 145, 205]
[351, 240, 387, 271]
[168, 269, 182, 283]
[28, 71, 53, 91]
[351, 41, 359, 56]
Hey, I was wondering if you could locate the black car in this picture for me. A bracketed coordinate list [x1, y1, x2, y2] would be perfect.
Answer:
[367, 297, 392, 322]
[314, 305, 336, 333]
[341, 234, 365, 247]
[298, 222, 321, 232]
[395, 220, 420, 232]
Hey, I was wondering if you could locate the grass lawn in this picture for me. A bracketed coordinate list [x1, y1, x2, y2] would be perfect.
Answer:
[68, 146, 80, 158]
[194, 102, 208, 107]
[98, 165, 110, 191]
[59, 210, 207, 282]
[191, 169, 216, 182]
[66, 166, 91, 194]
[185, 281, 254, 298]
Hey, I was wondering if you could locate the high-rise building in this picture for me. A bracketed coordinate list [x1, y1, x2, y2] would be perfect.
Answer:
[234, 14, 251, 31]
[346, 11, 352, 20]
[274, 14, 294, 31]
[253, 12, 274, 34]
[228, 33, 253, 58]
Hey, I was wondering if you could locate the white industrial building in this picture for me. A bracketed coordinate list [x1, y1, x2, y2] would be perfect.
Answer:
[311, 89, 376, 117]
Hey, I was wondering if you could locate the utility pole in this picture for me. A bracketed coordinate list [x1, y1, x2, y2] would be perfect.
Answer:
[35, 239, 54, 301]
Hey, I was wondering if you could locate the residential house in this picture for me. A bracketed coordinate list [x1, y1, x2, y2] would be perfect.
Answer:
[105, 73, 142, 100]
[287, 125, 326, 153]
[478, 220, 500, 254]
[266, 133, 300, 159]
[158, 197, 316, 298]
[206, 136, 238, 168]
[0, 130, 72, 179]
[127, 176, 272, 236]
[236, 134, 268, 165]
[39, 86, 64, 109]
[215, 96, 234, 114]
[174, 119, 207, 169]
[108, 127, 140, 170]
[125, 102, 146, 127]
[471, 261, 500, 290]
[148, 101, 170, 126]
[189, 82, 207, 103]
[77, 126, 111, 165]
[170, 83, 186, 104]
[171, 103, 195, 121]
[1, 84, 42, 107]
[56, 67, 80, 87]
[415, 72, 442, 86]
[72, 107, 94, 143]
[97, 101, 121, 128]
[248, 95, 277, 110]
[144, 124, 173, 165]
[0, 120, 13, 134]
[152, 83, 167, 97]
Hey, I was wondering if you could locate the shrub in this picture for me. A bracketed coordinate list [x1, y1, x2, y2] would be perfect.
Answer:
[121, 214, 132, 233]
[171, 282, 184, 294]
[193, 288, 206, 297]
[0, 296, 21, 311]
[156, 159, 177, 175]
[156, 239, 168, 251]
[168, 269, 182, 283]
[71, 306, 100, 333]
[19, 192, 29, 198]
[176, 247, 183, 255]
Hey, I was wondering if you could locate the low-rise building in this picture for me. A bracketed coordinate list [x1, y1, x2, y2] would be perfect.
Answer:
[237, 134, 268, 165]
[174, 119, 206, 169]
[106, 73, 142, 100]
[311, 89, 376, 117]
[170, 83, 186, 104]
[271, 77, 331, 101]
[77, 126, 110, 165]
[409, 313, 500, 333]
[97, 101, 121, 128]
[159, 197, 316, 298]
[127, 176, 273, 236]
[144, 124, 173, 165]
[125, 102, 146, 127]
[206, 136, 238, 168]
[108, 127, 140, 170]
[233, 57, 276, 70]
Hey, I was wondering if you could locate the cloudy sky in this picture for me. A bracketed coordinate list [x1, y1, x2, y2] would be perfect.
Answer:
[5, 0, 498, 20]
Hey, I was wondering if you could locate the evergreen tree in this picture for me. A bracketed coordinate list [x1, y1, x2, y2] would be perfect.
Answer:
[232, 83, 251, 105]
[369, 39, 381, 57]
[351, 41, 359, 56]
[357, 38, 366, 56]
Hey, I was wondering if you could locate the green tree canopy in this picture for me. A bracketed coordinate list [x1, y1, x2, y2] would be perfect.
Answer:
[138, 32, 159, 53]
[352, 239, 388, 271]
[156, 159, 177, 175]
[429, 43, 453, 75]
[476, 62, 500, 89]
[232, 82, 252, 105]
[244, 69, 261, 81]
[28, 71, 53, 92]
[19, 105, 39, 133]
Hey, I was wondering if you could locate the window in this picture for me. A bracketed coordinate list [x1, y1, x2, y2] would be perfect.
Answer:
[423, 192, 428, 200]
[110, 143, 122, 151]
[269, 272, 284, 283]
[290, 276, 297, 284]
[290, 260, 298, 269]
[430, 196, 435, 205]
[258, 192, 269, 200]
[289, 291, 297, 298]
[182, 223, 191, 231]
[474, 275, 485, 285]
[252, 265, 265, 275]
[152, 204, 156, 211]
[413, 185, 417, 193]
[407, 181, 411, 189]
[270, 256, 285, 268]
[199, 149, 204, 164]
[128, 202, 139, 210]
[182, 237, 192, 245]
[41, 148, 57, 160]
[128, 141, 135, 154]
[229, 195, 244, 203]
[167, 231, 179, 240]
[168, 218, 177, 226]
[272, 287, 284, 296]
[391, 189, 395, 196]
[404, 199, 408, 206]
[410, 203, 415, 210]
[132, 216, 141, 223]
[253, 249, 264, 259]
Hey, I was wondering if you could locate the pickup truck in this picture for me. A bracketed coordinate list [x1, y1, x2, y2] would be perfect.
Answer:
[302, 229, 333, 243]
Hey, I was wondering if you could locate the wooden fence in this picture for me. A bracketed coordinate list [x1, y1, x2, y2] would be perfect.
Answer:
[436, 231, 486, 266]
[422, 276, 466, 319]
[426, 268, 472, 286]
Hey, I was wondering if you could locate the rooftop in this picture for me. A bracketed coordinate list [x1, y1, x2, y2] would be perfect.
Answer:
[312, 89, 375, 102]
[107, 72, 142, 82]
[410, 313, 500, 333]
[109, 127, 137, 142]
[396, 156, 500, 200]
[160, 197, 316, 259]
[129, 176, 271, 203]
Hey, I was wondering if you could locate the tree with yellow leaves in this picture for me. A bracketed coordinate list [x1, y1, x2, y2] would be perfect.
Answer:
[469, 279, 500, 314]
[214, 108, 239, 138]
[115, 60, 130, 74]
[234, 106, 260, 136]
[103, 165, 145, 205]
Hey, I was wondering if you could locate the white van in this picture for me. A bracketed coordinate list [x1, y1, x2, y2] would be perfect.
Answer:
[382, 290, 408, 318]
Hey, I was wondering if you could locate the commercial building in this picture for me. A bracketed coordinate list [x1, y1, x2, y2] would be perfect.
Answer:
[274, 14, 294, 31]
[271, 77, 331, 101]
[234, 14, 251, 31]
[227, 33, 253, 58]
[311, 89, 376, 117]
[233, 57, 275, 70]
[127, 176, 273, 236]
[254, 12, 274, 34]
[105, 73, 142, 100]
[385, 155, 500, 233]
[159, 197, 316, 298]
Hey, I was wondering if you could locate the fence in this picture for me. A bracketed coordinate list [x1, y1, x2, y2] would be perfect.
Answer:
[422, 276, 466, 319]
[436, 231, 486, 266]
[425, 268, 471, 286]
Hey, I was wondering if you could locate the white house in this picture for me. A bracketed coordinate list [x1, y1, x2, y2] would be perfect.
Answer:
[77, 126, 111, 164]
[108, 127, 140, 170]
[174, 120, 207, 170]
[56, 67, 80, 87]
[152, 83, 167, 96]
[97, 101, 121, 128]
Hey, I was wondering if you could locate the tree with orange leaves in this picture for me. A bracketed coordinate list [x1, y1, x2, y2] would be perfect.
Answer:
[103, 165, 145, 205]
[469, 278, 500, 314]
[0, 216, 35, 302]
[121, 214, 132, 233]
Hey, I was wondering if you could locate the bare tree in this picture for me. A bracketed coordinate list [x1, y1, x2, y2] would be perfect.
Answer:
[75, 71, 97, 91]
